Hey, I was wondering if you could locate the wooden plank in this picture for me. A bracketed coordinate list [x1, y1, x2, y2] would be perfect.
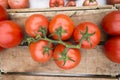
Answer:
[0, 46, 119, 75]
[8, 8, 118, 42]
[1, 75, 118, 80]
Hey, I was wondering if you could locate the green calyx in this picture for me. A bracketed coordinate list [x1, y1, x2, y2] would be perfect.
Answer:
[79, 26, 96, 48]
[43, 43, 52, 56]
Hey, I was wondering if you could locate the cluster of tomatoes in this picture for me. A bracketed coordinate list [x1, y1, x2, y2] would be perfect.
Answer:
[0, 5, 23, 50]
[24, 11, 101, 69]
[102, 10, 120, 63]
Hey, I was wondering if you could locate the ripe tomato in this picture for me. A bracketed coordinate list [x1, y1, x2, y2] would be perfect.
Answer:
[107, 0, 120, 4]
[0, 5, 8, 21]
[73, 22, 101, 49]
[0, 46, 3, 52]
[8, 0, 29, 9]
[49, 14, 74, 40]
[25, 14, 49, 37]
[104, 37, 120, 63]
[0, 20, 23, 48]
[49, 0, 64, 7]
[0, 0, 9, 9]
[102, 11, 120, 36]
[53, 44, 81, 70]
[29, 40, 53, 63]
[83, 0, 98, 6]
[66, 0, 76, 7]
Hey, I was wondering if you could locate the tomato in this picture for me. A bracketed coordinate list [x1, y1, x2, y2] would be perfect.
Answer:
[66, 0, 76, 7]
[25, 14, 49, 37]
[107, 0, 120, 4]
[53, 44, 81, 70]
[73, 22, 101, 49]
[102, 11, 120, 36]
[0, 5, 8, 21]
[49, 14, 74, 40]
[8, 0, 29, 9]
[0, 20, 23, 48]
[83, 0, 98, 6]
[104, 37, 120, 63]
[0, 46, 3, 52]
[0, 0, 9, 9]
[29, 40, 53, 63]
[49, 0, 64, 7]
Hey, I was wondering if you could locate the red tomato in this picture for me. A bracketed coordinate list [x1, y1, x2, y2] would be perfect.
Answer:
[0, 46, 3, 52]
[102, 11, 120, 36]
[29, 40, 53, 63]
[8, 0, 29, 9]
[107, 0, 120, 4]
[104, 37, 120, 63]
[83, 0, 98, 6]
[49, 14, 74, 40]
[0, 5, 8, 21]
[25, 14, 49, 37]
[0, 0, 9, 9]
[73, 22, 101, 49]
[66, 0, 76, 7]
[0, 20, 23, 48]
[53, 44, 81, 70]
[49, 0, 64, 7]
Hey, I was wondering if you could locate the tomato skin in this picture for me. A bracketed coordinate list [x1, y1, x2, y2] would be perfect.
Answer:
[0, 0, 9, 9]
[8, 0, 29, 9]
[0, 20, 23, 48]
[66, 0, 76, 7]
[29, 40, 53, 63]
[73, 22, 101, 49]
[49, 0, 64, 7]
[107, 0, 120, 4]
[25, 14, 49, 37]
[83, 0, 98, 6]
[0, 5, 8, 21]
[104, 37, 120, 63]
[0, 46, 3, 52]
[49, 14, 74, 40]
[53, 44, 81, 70]
[102, 11, 120, 36]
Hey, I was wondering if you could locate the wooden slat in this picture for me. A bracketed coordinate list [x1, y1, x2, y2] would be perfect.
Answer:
[8, 8, 118, 42]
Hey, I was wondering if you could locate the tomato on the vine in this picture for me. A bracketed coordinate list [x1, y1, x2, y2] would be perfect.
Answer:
[0, 20, 23, 48]
[53, 44, 81, 70]
[25, 14, 49, 37]
[0, 5, 8, 21]
[0, 46, 3, 52]
[102, 11, 120, 36]
[73, 22, 101, 49]
[29, 40, 53, 63]
[49, 0, 64, 7]
[49, 14, 74, 40]
[83, 0, 98, 6]
[107, 0, 120, 4]
[66, 0, 76, 7]
[8, 0, 29, 9]
[0, 0, 9, 9]
[104, 37, 120, 63]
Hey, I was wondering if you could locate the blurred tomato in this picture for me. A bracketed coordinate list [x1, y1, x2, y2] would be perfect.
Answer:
[0, 5, 8, 21]
[0, 0, 9, 8]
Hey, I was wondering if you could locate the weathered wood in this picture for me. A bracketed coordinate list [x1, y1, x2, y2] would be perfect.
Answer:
[8, 8, 118, 42]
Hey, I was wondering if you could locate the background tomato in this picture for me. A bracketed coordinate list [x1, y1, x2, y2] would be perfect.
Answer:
[102, 11, 120, 36]
[73, 22, 101, 49]
[49, 0, 64, 7]
[0, 0, 9, 9]
[53, 44, 81, 70]
[66, 0, 76, 7]
[25, 14, 49, 37]
[0, 46, 3, 52]
[49, 14, 74, 40]
[83, 0, 98, 6]
[0, 20, 23, 48]
[0, 5, 8, 21]
[107, 0, 120, 4]
[104, 37, 120, 63]
[8, 0, 29, 9]
[29, 40, 53, 63]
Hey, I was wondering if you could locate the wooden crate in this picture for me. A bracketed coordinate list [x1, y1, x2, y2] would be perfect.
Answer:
[0, 5, 120, 80]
